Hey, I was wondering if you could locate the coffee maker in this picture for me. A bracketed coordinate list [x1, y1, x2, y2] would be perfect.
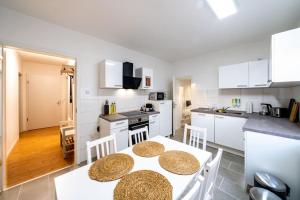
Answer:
[259, 103, 272, 116]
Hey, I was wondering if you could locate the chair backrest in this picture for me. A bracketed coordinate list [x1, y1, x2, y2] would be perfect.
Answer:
[128, 126, 149, 146]
[86, 134, 117, 164]
[181, 176, 205, 200]
[200, 148, 223, 200]
[183, 124, 207, 151]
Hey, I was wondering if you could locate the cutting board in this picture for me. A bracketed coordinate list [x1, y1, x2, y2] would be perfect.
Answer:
[289, 102, 299, 122]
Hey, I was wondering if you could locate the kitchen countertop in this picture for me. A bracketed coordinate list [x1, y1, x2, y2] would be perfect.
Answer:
[243, 113, 300, 140]
[99, 111, 160, 122]
[192, 107, 300, 140]
[191, 108, 249, 118]
[99, 114, 128, 122]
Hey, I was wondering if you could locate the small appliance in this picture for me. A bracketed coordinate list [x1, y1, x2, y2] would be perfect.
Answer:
[149, 92, 165, 100]
[259, 103, 272, 116]
[271, 107, 288, 118]
[140, 103, 154, 112]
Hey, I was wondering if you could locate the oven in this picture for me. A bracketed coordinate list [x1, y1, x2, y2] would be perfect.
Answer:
[128, 115, 149, 145]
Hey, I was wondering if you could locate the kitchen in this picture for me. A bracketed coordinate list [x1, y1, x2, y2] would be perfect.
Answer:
[0, 1, 300, 200]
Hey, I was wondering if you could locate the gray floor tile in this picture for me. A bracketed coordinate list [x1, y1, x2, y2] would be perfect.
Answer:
[220, 178, 249, 200]
[229, 162, 244, 174]
[223, 151, 244, 165]
[221, 158, 231, 169]
[0, 185, 21, 200]
[19, 176, 50, 200]
[215, 175, 223, 188]
[213, 188, 236, 200]
[219, 167, 244, 186]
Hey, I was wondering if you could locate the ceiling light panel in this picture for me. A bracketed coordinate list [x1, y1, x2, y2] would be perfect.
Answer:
[206, 0, 237, 19]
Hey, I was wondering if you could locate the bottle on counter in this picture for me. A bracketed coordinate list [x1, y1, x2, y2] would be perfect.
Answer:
[104, 100, 109, 115]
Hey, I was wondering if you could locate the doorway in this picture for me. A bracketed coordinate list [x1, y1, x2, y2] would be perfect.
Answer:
[173, 77, 192, 138]
[2, 46, 76, 188]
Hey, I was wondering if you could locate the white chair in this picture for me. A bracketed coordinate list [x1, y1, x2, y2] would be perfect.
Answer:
[181, 148, 223, 200]
[183, 124, 207, 151]
[128, 126, 149, 146]
[86, 134, 117, 164]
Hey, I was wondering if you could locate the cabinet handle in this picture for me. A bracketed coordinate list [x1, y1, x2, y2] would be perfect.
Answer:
[120, 128, 128, 132]
[151, 115, 157, 118]
[160, 103, 165, 105]
[254, 84, 267, 87]
[150, 122, 155, 124]
[198, 113, 206, 116]
[215, 116, 224, 119]
[237, 85, 247, 88]
[116, 121, 125, 125]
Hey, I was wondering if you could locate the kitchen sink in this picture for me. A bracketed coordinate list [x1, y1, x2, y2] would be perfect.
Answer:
[215, 110, 244, 115]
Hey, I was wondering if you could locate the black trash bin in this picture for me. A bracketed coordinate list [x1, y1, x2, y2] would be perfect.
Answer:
[254, 172, 290, 200]
[249, 187, 281, 200]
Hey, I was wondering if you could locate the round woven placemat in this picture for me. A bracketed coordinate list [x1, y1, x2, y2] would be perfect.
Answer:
[159, 150, 200, 175]
[132, 141, 165, 157]
[88, 153, 134, 182]
[114, 170, 172, 200]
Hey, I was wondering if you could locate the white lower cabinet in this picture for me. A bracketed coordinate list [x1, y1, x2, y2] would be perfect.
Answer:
[214, 115, 246, 151]
[100, 119, 129, 151]
[191, 112, 215, 142]
[149, 114, 160, 138]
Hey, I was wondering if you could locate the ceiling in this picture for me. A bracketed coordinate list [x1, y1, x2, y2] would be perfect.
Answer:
[1, 0, 300, 62]
[13, 48, 75, 66]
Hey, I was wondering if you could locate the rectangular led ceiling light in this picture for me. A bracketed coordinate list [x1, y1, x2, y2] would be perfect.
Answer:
[206, 0, 237, 19]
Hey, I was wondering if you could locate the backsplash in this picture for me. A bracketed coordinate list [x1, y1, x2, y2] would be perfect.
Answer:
[190, 87, 293, 112]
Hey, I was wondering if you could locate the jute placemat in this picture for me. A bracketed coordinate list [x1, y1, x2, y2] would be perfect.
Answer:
[159, 150, 200, 175]
[88, 153, 134, 182]
[132, 141, 165, 157]
[114, 170, 172, 200]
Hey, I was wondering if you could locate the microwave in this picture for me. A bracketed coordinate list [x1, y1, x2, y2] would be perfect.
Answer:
[149, 92, 166, 100]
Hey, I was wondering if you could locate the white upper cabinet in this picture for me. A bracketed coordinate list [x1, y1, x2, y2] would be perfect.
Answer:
[219, 62, 249, 89]
[99, 60, 123, 88]
[135, 67, 153, 89]
[272, 27, 300, 83]
[249, 59, 269, 88]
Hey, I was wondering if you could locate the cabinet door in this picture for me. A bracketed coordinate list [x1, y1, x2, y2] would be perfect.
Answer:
[219, 62, 249, 88]
[106, 60, 123, 88]
[215, 115, 246, 151]
[272, 28, 300, 82]
[249, 59, 269, 87]
[149, 114, 160, 138]
[159, 101, 172, 137]
[191, 112, 214, 142]
[111, 126, 128, 151]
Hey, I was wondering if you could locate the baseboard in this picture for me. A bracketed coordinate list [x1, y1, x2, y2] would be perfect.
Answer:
[6, 137, 19, 158]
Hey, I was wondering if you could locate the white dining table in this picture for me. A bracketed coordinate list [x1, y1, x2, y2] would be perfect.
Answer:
[55, 136, 212, 200]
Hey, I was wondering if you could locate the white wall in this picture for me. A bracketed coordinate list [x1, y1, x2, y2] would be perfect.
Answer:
[0, 6, 173, 163]
[5, 49, 21, 157]
[173, 40, 294, 113]
[19, 61, 67, 132]
[292, 87, 300, 102]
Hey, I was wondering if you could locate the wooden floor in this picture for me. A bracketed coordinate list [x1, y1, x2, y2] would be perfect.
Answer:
[6, 126, 74, 187]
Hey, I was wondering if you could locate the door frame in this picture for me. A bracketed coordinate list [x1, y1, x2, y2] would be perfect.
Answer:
[1, 44, 78, 190]
[172, 76, 192, 136]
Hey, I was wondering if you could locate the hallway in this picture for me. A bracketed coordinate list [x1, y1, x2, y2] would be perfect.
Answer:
[6, 127, 73, 187]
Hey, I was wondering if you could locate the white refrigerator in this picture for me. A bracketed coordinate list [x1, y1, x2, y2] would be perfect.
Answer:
[149, 100, 172, 137]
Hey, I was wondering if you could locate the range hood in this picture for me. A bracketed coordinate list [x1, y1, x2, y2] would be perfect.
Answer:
[123, 62, 141, 89]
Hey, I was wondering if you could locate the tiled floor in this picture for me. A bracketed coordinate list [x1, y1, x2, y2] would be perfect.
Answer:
[1, 131, 249, 200]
